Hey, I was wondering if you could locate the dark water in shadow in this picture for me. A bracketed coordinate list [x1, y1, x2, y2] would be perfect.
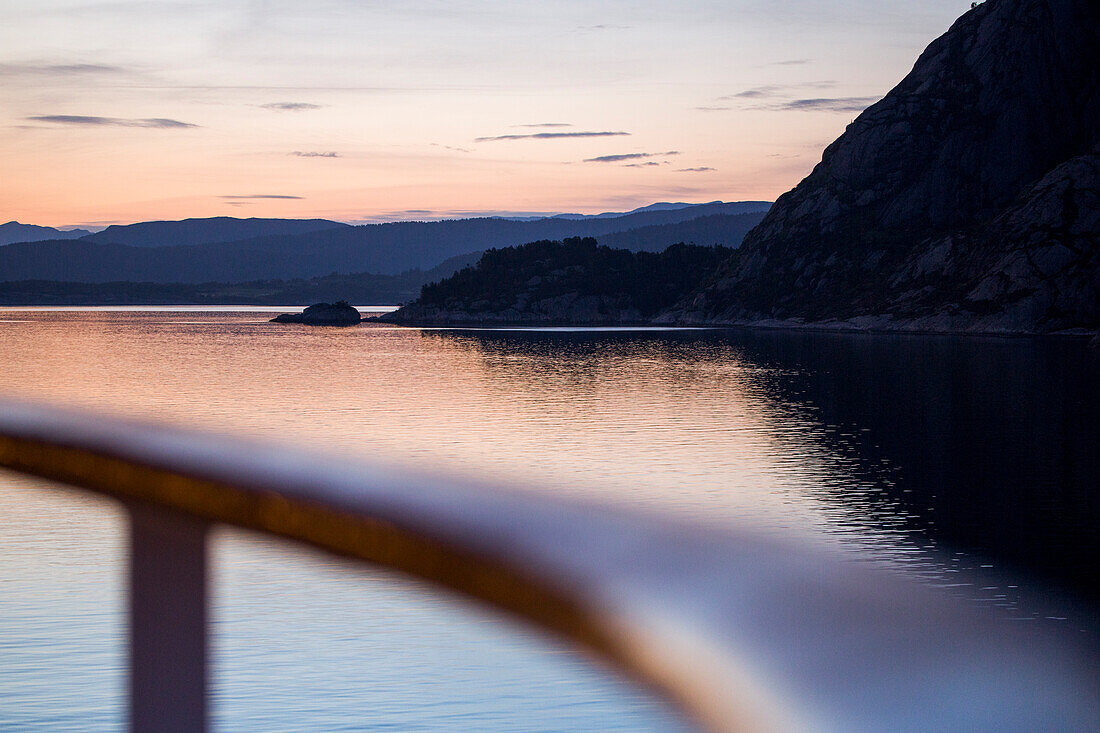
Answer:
[425, 327, 1100, 612]
[724, 330, 1100, 606]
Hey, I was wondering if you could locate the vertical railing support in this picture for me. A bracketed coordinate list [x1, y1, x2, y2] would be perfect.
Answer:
[128, 503, 209, 733]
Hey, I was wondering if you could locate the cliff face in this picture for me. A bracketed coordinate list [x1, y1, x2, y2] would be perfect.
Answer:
[676, 0, 1099, 332]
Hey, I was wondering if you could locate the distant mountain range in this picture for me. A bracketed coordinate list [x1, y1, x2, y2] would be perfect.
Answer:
[0, 221, 91, 245]
[0, 257, 470, 307]
[0, 202, 770, 286]
[80, 217, 347, 247]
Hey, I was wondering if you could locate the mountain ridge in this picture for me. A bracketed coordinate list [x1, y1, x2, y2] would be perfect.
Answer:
[80, 216, 348, 248]
[0, 221, 92, 246]
[0, 202, 768, 284]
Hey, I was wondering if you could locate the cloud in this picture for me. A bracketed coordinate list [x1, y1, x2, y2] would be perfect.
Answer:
[475, 131, 628, 142]
[720, 81, 836, 101]
[695, 106, 733, 112]
[513, 123, 573, 128]
[27, 115, 197, 128]
[260, 102, 323, 111]
[430, 143, 473, 153]
[728, 85, 783, 99]
[349, 208, 569, 223]
[0, 63, 130, 78]
[577, 24, 630, 30]
[623, 161, 663, 168]
[763, 59, 812, 66]
[220, 194, 303, 200]
[712, 82, 876, 113]
[775, 97, 880, 112]
[583, 151, 679, 163]
[290, 151, 339, 157]
[676, 167, 716, 172]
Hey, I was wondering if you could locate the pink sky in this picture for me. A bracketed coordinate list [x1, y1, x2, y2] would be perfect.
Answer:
[0, 1, 967, 226]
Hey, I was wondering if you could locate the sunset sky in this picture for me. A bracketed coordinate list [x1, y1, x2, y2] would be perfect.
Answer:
[1, 0, 967, 227]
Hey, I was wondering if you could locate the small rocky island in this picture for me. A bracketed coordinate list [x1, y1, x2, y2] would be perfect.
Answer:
[271, 301, 362, 325]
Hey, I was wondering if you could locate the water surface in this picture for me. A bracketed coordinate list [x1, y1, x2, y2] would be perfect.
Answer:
[0, 309, 1096, 730]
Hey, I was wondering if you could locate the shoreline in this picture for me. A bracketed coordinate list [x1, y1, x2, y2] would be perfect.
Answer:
[375, 314, 1100, 341]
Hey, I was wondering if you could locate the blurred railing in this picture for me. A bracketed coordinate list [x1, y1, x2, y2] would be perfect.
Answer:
[0, 398, 1097, 732]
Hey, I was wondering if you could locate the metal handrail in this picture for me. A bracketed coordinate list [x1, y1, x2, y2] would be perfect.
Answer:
[0, 397, 1096, 732]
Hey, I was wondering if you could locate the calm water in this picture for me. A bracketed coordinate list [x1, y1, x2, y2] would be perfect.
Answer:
[0, 308, 1097, 730]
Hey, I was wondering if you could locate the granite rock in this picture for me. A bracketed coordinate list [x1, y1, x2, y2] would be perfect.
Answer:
[671, 0, 1100, 334]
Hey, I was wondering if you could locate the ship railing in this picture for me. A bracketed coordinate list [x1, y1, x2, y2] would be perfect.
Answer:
[0, 398, 1096, 732]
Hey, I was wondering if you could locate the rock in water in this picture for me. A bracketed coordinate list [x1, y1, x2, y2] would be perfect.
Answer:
[271, 301, 361, 325]
[674, 0, 1100, 334]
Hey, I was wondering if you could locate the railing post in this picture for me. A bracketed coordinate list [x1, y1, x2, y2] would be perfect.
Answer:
[127, 503, 209, 733]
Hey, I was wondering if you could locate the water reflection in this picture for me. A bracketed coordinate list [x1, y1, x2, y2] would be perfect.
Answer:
[424, 328, 1100, 617]
[728, 330, 1100, 604]
[0, 310, 1096, 728]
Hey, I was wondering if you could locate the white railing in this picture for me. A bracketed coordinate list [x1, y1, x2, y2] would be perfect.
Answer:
[0, 398, 1096, 732]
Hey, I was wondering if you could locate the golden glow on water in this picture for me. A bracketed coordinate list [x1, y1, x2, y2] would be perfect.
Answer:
[0, 309, 902, 545]
[1, 309, 1096, 730]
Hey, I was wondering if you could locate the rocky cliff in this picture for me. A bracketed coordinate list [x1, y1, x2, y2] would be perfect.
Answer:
[670, 0, 1099, 333]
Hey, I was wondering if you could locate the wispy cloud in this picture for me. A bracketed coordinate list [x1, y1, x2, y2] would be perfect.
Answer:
[583, 151, 679, 163]
[431, 143, 473, 153]
[622, 161, 663, 168]
[677, 167, 716, 172]
[695, 106, 733, 112]
[577, 24, 630, 30]
[27, 115, 197, 128]
[290, 151, 339, 158]
[719, 81, 835, 101]
[349, 208, 568, 223]
[762, 59, 812, 66]
[726, 85, 783, 99]
[220, 194, 303, 200]
[0, 63, 130, 78]
[772, 97, 880, 112]
[476, 131, 628, 142]
[260, 102, 323, 111]
[709, 81, 876, 113]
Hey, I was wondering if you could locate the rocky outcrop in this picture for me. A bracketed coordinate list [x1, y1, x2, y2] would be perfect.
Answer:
[271, 301, 361, 325]
[670, 0, 1099, 334]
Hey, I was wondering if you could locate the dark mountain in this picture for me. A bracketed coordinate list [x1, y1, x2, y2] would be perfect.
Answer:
[599, 212, 765, 252]
[383, 238, 735, 325]
[0, 222, 91, 246]
[669, 0, 1099, 334]
[81, 216, 347, 247]
[0, 201, 769, 283]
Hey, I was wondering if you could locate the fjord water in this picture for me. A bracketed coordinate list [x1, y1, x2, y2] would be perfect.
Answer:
[1, 309, 1097, 731]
